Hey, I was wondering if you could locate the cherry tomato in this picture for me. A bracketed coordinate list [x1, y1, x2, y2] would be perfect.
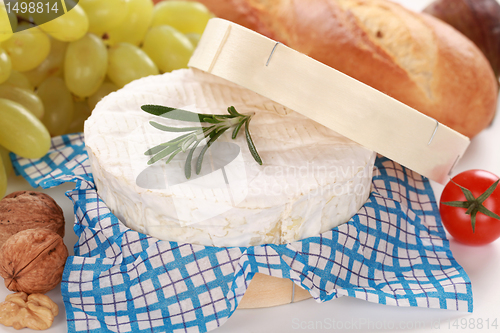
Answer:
[439, 170, 500, 246]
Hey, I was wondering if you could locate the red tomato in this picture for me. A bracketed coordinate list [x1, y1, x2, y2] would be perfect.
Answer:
[439, 170, 500, 246]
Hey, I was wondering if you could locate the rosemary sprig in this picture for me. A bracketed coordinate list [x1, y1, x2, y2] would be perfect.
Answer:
[142, 105, 262, 178]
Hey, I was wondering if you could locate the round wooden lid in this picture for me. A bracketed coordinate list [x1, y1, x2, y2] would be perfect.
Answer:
[189, 18, 470, 184]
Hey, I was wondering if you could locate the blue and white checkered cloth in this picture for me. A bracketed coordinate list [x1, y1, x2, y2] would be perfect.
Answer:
[11, 134, 472, 333]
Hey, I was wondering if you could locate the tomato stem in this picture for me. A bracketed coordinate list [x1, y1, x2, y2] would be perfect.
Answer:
[442, 179, 500, 233]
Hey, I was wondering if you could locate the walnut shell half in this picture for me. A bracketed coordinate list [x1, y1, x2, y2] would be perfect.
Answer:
[0, 191, 65, 249]
[0, 229, 68, 294]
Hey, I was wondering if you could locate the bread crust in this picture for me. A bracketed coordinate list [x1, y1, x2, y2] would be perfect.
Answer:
[194, 0, 497, 138]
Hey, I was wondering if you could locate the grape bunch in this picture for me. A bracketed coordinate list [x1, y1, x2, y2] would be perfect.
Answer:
[0, 0, 213, 197]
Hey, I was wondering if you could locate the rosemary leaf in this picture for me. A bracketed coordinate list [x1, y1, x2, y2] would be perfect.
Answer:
[145, 132, 193, 156]
[144, 133, 195, 155]
[203, 125, 216, 135]
[214, 115, 235, 122]
[144, 144, 169, 156]
[202, 117, 223, 124]
[231, 120, 245, 139]
[181, 135, 196, 152]
[149, 121, 203, 132]
[215, 126, 230, 134]
[147, 145, 181, 165]
[227, 106, 240, 117]
[162, 132, 196, 146]
[141, 105, 177, 116]
[185, 140, 202, 179]
[142, 105, 210, 122]
[196, 129, 228, 175]
[165, 148, 182, 164]
[245, 118, 262, 165]
[143, 105, 263, 177]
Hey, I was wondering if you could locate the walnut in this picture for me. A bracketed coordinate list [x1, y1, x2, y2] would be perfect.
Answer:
[0, 292, 59, 330]
[0, 191, 65, 249]
[0, 229, 68, 294]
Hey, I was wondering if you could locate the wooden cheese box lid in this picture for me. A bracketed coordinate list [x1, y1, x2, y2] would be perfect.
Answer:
[189, 18, 470, 185]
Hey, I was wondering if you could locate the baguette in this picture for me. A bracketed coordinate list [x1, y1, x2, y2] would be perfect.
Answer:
[194, 0, 497, 138]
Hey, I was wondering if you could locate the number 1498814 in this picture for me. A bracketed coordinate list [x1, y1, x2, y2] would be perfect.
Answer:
[5, 1, 59, 14]
[449, 318, 498, 330]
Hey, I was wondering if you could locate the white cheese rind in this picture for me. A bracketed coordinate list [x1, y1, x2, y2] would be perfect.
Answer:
[84, 68, 376, 247]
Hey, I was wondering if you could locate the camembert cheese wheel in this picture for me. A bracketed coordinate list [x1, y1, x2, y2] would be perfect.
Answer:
[84, 68, 376, 247]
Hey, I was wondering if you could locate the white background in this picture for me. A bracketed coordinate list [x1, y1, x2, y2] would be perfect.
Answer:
[2, 0, 500, 332]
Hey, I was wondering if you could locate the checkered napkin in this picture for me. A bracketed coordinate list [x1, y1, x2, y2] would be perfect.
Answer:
[11, 133, 472, 333]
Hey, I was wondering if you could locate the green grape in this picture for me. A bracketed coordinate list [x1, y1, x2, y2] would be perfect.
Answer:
[0, 98, 51, 159]
[87, 81, 118, 110]
[107, 43, 159, 88]
[142, 25, 194, 73]
[65, 33, 107, 97]
[1, 26, 51, 72]
[37, 3, 88, 42]
[3, 70, 34, 90]
[151, 1, 212, 34]
[0, 145, 13, 176]
[24, 38, 67, 88]
[0, 48, 12, 84]
[79, 0, 129, 36]
[185, 33, 201, 48]
[105, 0, 153, 46]
[66, 100, 91, 134]
[0, 154, 6, 198]
[0, 3, 14, 43]
[37, 77, 74, 136]
[0, 85, 44, 119]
